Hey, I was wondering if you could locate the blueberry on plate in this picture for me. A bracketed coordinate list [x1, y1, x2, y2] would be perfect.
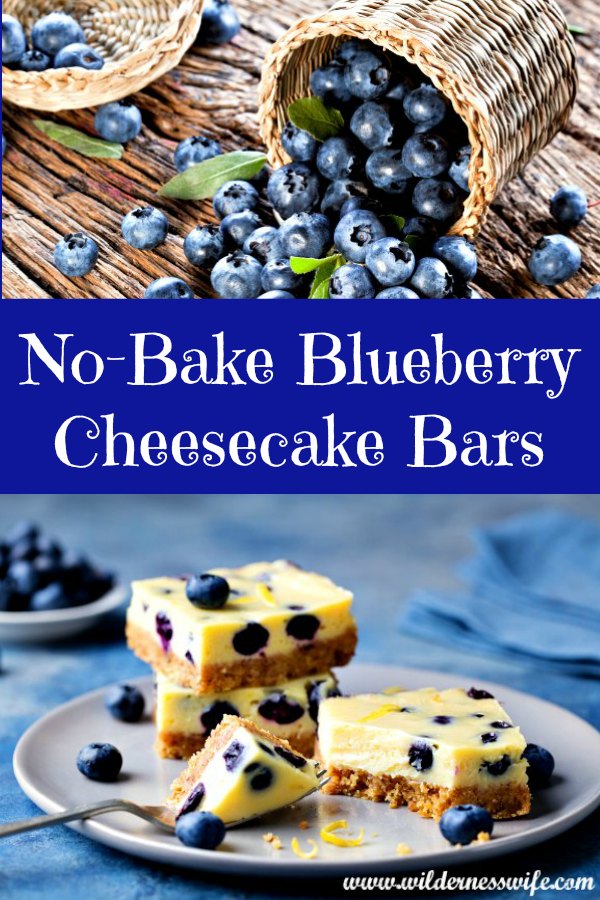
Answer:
[105, 684, 145, 723]
[6, 559, 39, 595]
[54, 43, 105, 70]
[197, 0, 240, 46]
[176, 811, 226, 849]
[54, 233, 99, 278]
[528, 234, 581, 286]
[30, 583, 70, 611]
[122, 207, 168, 250]
[31, 12, 84, 55]
[329, 263, 376, 299]
[174, 135, 222, 172]
[550, 185, 587, 230]
[144, 277, 194, 299]
[211, 251, 263, 298]
[184, 224, 225, 267]
[76, 742, 123, 781]
[2, 14, 27, 64]
[186, 573, 230, 609]
[522, 743, 555, 788]
[439, 804, 493, 845]
[281, 123, 317, 163]
[95, 101, 143, 144]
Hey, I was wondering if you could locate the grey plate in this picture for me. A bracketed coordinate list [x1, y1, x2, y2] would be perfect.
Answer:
[13, 664, 600, 877]
[0, 584, 126, 643]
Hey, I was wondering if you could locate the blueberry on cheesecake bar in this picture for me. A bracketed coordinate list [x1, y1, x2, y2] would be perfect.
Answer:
[127, 561, 357, 693]
[318, 687, 531, 820]
[168, 715, 322, 825]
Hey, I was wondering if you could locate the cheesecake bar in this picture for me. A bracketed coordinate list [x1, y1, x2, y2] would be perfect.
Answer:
[318, 687, 531, 820]
[155, 670, 339, 759]
[168, 714, 322, 825]
[127, 561, 357, 692]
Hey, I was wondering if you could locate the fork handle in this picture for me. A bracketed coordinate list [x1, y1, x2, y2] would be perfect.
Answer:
[0, 799, 166, 837]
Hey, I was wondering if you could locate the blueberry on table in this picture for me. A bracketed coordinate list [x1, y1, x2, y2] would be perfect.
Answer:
[105, 684, 145, 723]
[76, 742, 123, 782]
[281, 123, 317, 163]
[197, 0, 240, 46]
[175, 811, 226, 849]
[213, 180, 259, 219]
[144, 277, 194, 299]
[278, 213, 331, 260]
[184, 225, 225, 267]
[432, 235, 478, 281]
[122, 207, 168, 250]
[2, 15, 27, 64]
[344, 50, 391, 100]
[211, 251, 263, 299]
[54, 43, 105, 70]
[376, 286, 420, 298]
[30, 583, 70, 611]
[267, 163, 320, 220]
[174, 135, 222, 172]
[53, 232, 99, 277]
[186, 573, 230, 609]
[410, 257, 454, 298]
[528, 234, 581, 286]
[329, 263, 376, 299]
[350, 102, 395, 151]
[19, 50, 53, 72]
[243, 226, 283, 264]
[439, 804, 493, 845]
[550, 185, 587, 229]
[200, 700, 239, 734]
[95, 101, 143, 144]
[220, 210, 263, 249]
[260, 259, 303, 294]
[31, 12, 84, 55]
[334, 210, 387, 264]
[522, 743, 555, 788]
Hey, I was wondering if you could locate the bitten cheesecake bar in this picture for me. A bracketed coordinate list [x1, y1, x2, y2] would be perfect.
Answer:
[318, 687, 531, 820]
[168, 715, 322, 825]
[127, 561, 357, 692]
[155, 670, 339, 759]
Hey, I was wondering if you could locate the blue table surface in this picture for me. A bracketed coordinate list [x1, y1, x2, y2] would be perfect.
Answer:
[1, 494, 599, 900]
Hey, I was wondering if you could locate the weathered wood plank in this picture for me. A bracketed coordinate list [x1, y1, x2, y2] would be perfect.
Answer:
[1, 0, 599, 298]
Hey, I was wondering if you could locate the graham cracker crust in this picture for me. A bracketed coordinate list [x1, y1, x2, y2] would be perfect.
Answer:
[322, 765, 531, 821]
[126, 619, 357, 693]
[156, 727, 315, 760]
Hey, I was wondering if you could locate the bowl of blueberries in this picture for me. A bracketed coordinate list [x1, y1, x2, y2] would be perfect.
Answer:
[0, 521, 123, 643]
[1, 0, 204, 112]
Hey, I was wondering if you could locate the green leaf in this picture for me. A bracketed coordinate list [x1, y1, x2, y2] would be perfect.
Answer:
[33, 119, 124, 159]
[159, 150, 267, 200]
[290, 255, 338, 275]
[308, 254, 345, 299]
[568, 23, 587, 34]
[288, 97, 344, 142]
[404, 234, 421, 250]
[383, 214, 407, 236]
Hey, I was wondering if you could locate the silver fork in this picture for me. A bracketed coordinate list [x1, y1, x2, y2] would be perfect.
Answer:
[0, 778, 329, 838]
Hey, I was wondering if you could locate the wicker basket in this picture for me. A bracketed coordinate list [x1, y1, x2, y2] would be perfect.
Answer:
[258, 0, 577, 237]
[2, 0, 204, 112]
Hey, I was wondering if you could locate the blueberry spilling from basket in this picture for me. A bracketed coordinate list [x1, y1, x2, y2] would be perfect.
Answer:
[0, 521, 115, 612]
[2, 12, 105, 71]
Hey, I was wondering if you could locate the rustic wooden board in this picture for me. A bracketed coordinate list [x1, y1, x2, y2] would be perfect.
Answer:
[1, 0, 599, 299]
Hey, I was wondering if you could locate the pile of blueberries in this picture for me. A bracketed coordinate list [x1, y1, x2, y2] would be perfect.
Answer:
[2, 11, 105, 72]
[0, 521, 115, 612]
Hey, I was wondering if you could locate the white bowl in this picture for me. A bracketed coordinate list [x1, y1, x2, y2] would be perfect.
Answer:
[0, 584, 127, 643]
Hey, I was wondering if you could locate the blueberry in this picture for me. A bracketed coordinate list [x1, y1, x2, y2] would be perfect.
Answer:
[105, 684, 145, 723]
[220, 210, 262, 248]
[439, 804, 493, 845]
[482, 754, 511, 776]
[2, 14, 26, 63]
[155, 611, 173, 651]
[278, 212, 331, 260]
[366, 237, 415, 286]
[175, 811, 225, 849]
[232, 622, 269, 655]
[184, 224, 225, 267]
[402, 133, 449, 178]
[401, 215, 438, 243]
[481, 732, 498, 744]
[285, 613, 320, 641]
[144, 277, 194, 299]
[7, 559, 39, 595]
[334, 38, 364, 64]
[365, 149, 412, 193]
[267, 163, 321, 220]
[32, 554, 60, 588]
[243, 226, 283, 264]
[344, 49, 391, 100]
[95, 101, 142, 143]
[432, 715, 453, 724]
[449, 145, 471, 192]
[274, 745, 306, 768]
[2, 133, 6, 158]
[223, 739, 246, 771]
[385, 74, 414, 102]
[321, 180, 370, 218]
[376, 286, 420, 298]
[122, 207, 168, 250]
[200, 700, 239, 734]
[334, 210, 387, 263]
[404, 84, 447, 129]
[586, 285, 600, 298]
[522, 743, 555, 788]
[410, 257, 453, 298]
[528, 234, 582, 286]
[32, 12, 84, 55]
[467, 687, 494, 700]
[30, 583, 70, 611]
[7, 521, 39, 544]
[214, 180, 259, 219]
[186, 573, 230, 608]
[350, 102, 395, 150]
[174, 136, 222, 172]
[54, 44, 105, 70]
[258, 692, 304, 724]
[258, 290, 295, 298]
[245, 762, 273, 791]
[179, 783, 206, 815]
[19, 49, 53, 72]
[408, 741, 433, 771]
[307, 680, 341, 722]
[281, 123, 317, 163]
[76, 742, 122, 782]
[340, 196, 385, 219]
[54, 232, 98, 277]
[329, 263, 376, 299]
[197, 0, 240, 45]
[261, 258, 303, 294]
[10, 538, 39, 563]
[310, 61, 353, 106]
[550, 185, 587, 229]
[412, 178, 463, 222]
[432, 235, 477, 280]
[211, 251, 263, 298]
[316, 136, 361, 181]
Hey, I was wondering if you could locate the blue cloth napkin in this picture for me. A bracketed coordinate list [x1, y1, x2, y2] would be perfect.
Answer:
[400, 510, 600, 677]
